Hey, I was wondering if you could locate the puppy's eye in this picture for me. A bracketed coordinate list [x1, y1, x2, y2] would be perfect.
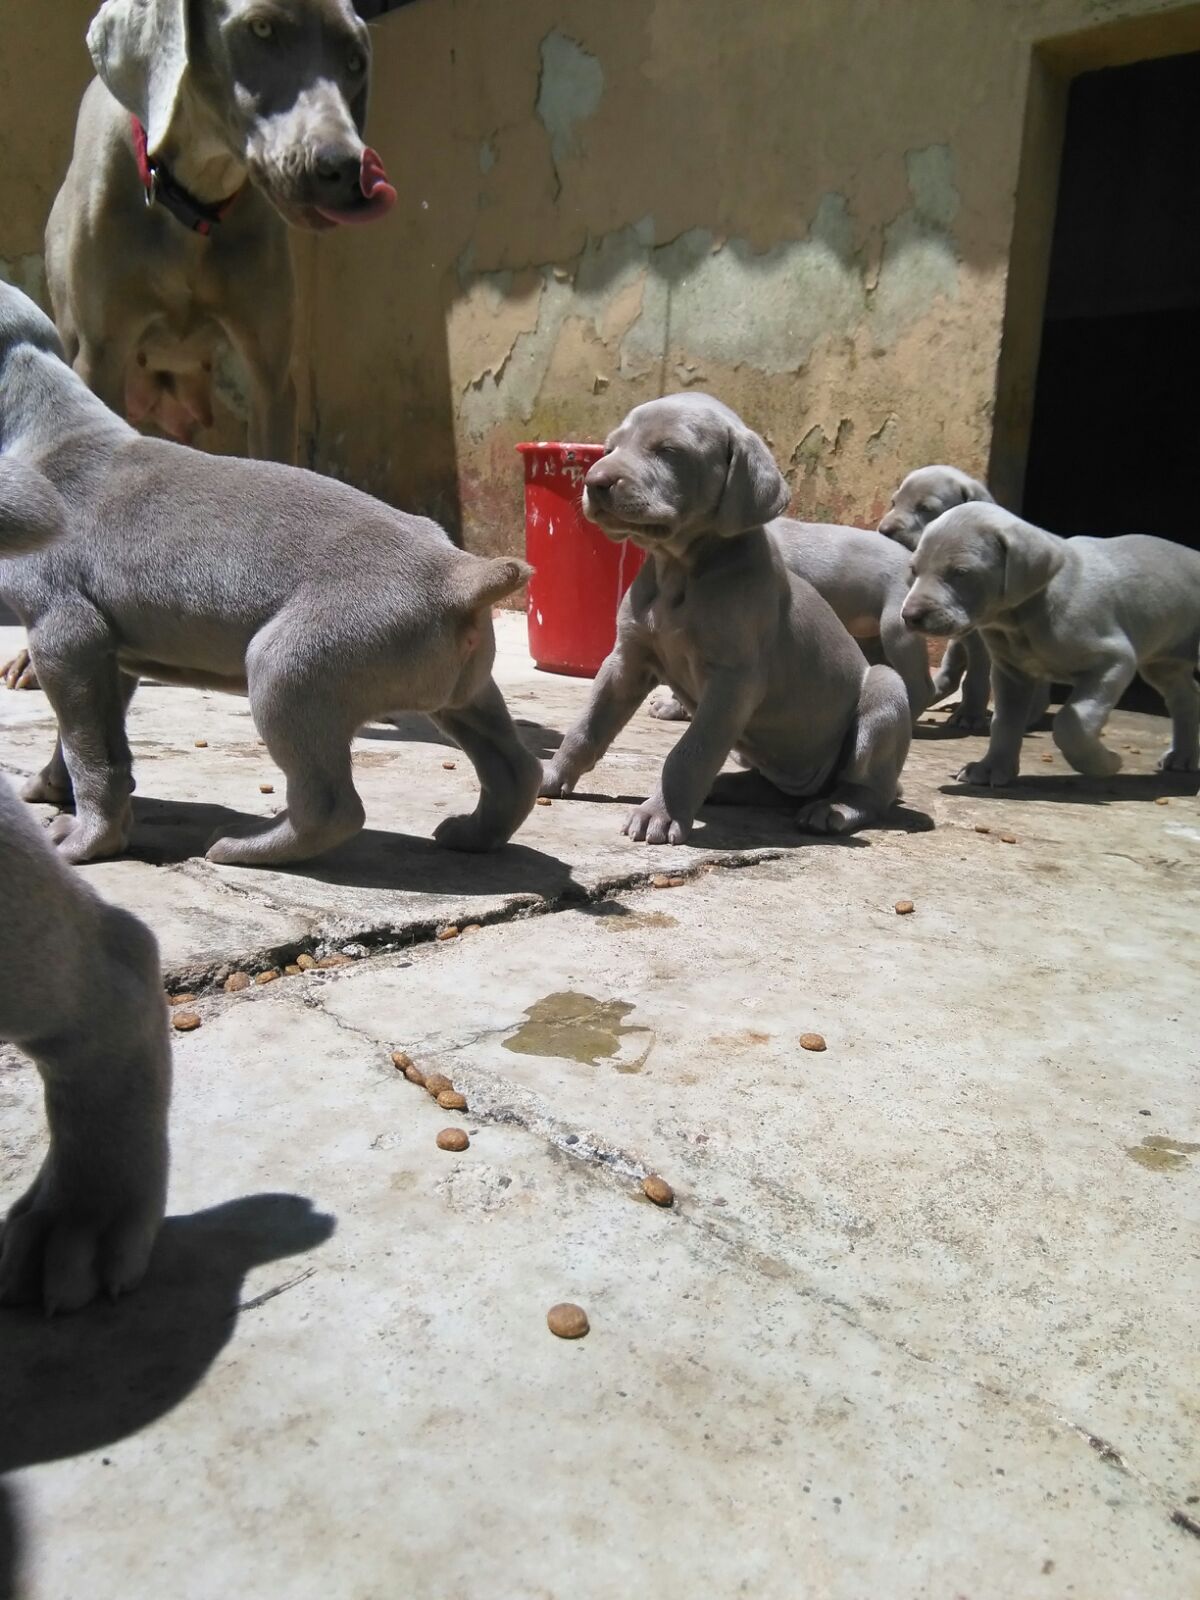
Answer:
[347, 50, 365, 73]
[249, 17, 273, 38]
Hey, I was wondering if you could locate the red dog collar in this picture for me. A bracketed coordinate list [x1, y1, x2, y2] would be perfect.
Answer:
[130, 116, 244, 236]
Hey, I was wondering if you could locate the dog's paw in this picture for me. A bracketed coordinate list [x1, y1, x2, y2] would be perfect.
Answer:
[794, 798, 861, 834]
[621, 798, 691, 845]
[434, 811, 503, 853]
[0, 1163, 163, 1314]
[20, 767, 72, 806]
[956, 758, 1016, 787]
[46, 812, 128, 862]
[1063, 744, 1121, 778]
[1158, 747, 1199, 773]
[944, 705, 991, 734]
[1, 649, 39, 691]
[648, 694, 690, 722]
[538, 762, 576, 799]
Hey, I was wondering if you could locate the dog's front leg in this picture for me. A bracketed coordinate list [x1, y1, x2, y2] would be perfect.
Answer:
[1052, 657, 1136, 777]
[941, 631, 992, 732]
[624, 667, 762, 845]
[957, 663, 1038, 787]
[541, 642, 658, 797]
[221, 299, 297, 465]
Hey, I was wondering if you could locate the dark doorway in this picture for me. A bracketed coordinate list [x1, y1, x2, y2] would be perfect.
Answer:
[1022, 50, 1200, 547]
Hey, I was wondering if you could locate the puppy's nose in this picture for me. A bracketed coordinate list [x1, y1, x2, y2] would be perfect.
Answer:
[878, 516, 900, 538]
[584, 462, 621, 500]
[901, 603, 929, 631]
[312, 145, 362, 201]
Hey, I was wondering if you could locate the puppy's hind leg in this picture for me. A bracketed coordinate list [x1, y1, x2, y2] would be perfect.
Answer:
[1142, 653, 1200, 772]
[795, 665, 911, 835]
[433, 677, 541, 851]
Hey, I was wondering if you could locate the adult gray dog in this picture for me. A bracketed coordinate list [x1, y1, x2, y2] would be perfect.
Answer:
[2, 0, 397, 692]
[0, 457, 171, 1314]
[650, 518, 935, 726]
[541, 394, 912, 839]
[877, 464, 998, 729]
[0, 282, 539, 866]
[901, 502, 1200, 785]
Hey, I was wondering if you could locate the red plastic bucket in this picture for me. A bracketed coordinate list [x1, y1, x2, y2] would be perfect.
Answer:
[518, 442, 645, 677]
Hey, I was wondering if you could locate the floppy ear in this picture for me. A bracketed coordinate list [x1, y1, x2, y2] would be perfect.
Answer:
[714, 423, 790, 535]
[88, 0, 191, 157]
[998, 517, 1064, 606]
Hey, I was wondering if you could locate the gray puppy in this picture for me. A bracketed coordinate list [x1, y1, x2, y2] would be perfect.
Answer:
[541, 395, 911, 838]
[901, 503, 1200, 785]
[0, 458, 171, 1314]
[878, 464, 997, 729]
[0, 282, 539, 866]
[651, 518, 936, 725]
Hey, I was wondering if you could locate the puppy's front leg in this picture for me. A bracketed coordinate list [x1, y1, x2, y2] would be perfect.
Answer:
[957, 664, 1038, 786]
[624, 667, 762, 845]
[942, 632, 992, 732]
[541, 642, 658, 797]
[1052, 657, 1136, 777]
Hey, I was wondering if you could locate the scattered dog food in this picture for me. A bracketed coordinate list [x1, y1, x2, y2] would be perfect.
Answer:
[404, 1064, 426, 1085]
[424, 1072, 453, 1098]
[1155, 796, 1170, 806]
[535, 796, 552, 807]
[296, 954, 317, 971]
[643, 1174, 675, 1207]
[172, 1011, 202, 1032]
[1000, 834, 1018, 844]
[193, 738, 208, 748]
[259, 783, 274, 794]
[462, 923, 483, 935]
[168, 992, 197, 1007]
[436, 1128, 469, 1152]
[436, 926, 460, 941]
[799, 1032, 826, 1052]
[438, 1089, 468, 1111]
[974, 824, 990, 834]
[894, 900, 915, 915]
[284, 963, 302, 976]
[546, 1302, 589, 1339]
[316, 953, 353, 969]
[651, 874, 685, 889]
[255, 969, 280, 986]
[442, 760, 456, 770]
[1041, 752, 1053, 763]
[224, 972, 251, 993]
[391, 1050, 414, 1072]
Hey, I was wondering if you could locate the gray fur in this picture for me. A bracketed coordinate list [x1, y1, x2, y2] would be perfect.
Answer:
[542, 394, 911, 839]
[0, 281, 539, 867]
[901, 502, 1200, 785]
[0, 457, 171, 1314]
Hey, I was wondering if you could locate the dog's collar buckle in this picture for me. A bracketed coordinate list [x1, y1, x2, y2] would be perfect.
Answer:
[130, 116, 242, 238]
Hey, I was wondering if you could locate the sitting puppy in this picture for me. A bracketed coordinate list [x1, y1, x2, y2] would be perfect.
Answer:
[0, 282, 539, 866]
[901, 503, 1200, 784]
[0, 457, 170, 1313]
[651, 518, 936, 725]
[541, 395, 912, 838]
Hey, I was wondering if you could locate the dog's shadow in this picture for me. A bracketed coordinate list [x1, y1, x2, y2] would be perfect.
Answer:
[940, 772, 1200, 806]
[0, 1192, 335, 1600]
[356, 713, 565, 761]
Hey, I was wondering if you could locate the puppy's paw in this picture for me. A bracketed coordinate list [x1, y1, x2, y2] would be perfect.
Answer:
[21, 767, 72, 806]
[621, 798, 691, 845]
[1157, 747, 1199, 773]
[0, 1164, 163, 1314]
[794, 799, 862, 835]
[538, 762, 576, 799]
[47, 812, 128, 863]
[956, 759, 1016, 787]
[1, 649, 39, 691]
[1064, 744, 1121, 778]
[944, 705, 991, 734]
[648, 694, 690, 722]
[434, 811, 503, 853]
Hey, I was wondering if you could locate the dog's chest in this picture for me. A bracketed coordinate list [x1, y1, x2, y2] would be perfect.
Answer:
[986, 617, 1062, 678]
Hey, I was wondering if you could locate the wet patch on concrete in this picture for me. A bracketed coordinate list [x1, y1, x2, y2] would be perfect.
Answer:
[503, 990, 653, 1072]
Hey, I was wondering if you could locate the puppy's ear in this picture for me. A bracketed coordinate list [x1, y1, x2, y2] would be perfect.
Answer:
[714, 424, 790, 534]
[88, 0, 190, 157]
[998, 517, 1064, 606]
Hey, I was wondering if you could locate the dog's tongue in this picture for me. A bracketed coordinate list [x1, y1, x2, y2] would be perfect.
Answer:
[314, 147, 396, 225]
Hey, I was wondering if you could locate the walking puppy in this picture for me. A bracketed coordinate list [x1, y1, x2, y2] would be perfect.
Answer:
[0, 458, 171, 1314]
[542, 395, 911, 839]
[901, 503, 1200, 784]
[0, 282, 539, 867]
[651, 518, 936, 725]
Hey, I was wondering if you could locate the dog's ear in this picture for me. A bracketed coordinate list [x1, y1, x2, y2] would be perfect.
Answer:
[998, 517, 1064, 606]
[88, 0, 191, 157]
[714, 423, 790, 535]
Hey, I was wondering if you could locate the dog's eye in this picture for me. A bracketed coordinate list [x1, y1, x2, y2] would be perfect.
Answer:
[249, 17, 273, 39]
[347, 50, 365, 74]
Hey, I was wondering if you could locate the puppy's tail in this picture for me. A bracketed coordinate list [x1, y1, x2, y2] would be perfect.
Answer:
[0, 458, 68, 557]
[452, 554, 533, 613]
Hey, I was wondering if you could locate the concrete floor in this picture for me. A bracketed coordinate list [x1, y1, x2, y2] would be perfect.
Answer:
[1, 615, 1198, 1600]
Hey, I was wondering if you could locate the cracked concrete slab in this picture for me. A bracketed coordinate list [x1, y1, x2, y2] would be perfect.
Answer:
[2, 614, 1199, 1597]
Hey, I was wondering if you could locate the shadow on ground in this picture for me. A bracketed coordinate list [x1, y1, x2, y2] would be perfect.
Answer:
[940, 772, 1200, 806]
[0, 1193, 335, 1600]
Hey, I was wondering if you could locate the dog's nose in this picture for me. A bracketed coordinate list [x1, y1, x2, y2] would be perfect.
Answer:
[878, 516, 900, 538]
[900, 603, 928, 631]
[312, 145, 362, 200]
[584, 462, 620, 500]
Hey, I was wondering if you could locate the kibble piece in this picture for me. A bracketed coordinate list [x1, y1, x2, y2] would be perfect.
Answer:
[438, 1089, 468, 1111]
[436, 925, 460, 942]
[547, 1303, 589, 1340]
[172, 1011, 202, 1032]
[193, 739, 208, 749]
[650, 874, 672, 889]
[296, 953, 317, 971]
[999, 833, 1018, 845]
[462, 923, 483, 935]
[894, 900, 915, 915]
[799, 1032, 826, 1052]
[974, 824, 990, 834]
[643, 1174, 675, 1207]
[255, 969, 280, 986]
[404, 1064, 426, 1086]
[424, 1072, 453, 1098]
[442, 760, 456, 770]
[391, 1050, 414, 1072]
[259, 782, 274, 794]
[168, 992, 197, 1007]
[1041, 752, 1053, 763]
[316, 953, 352, 969]
[535, 795, 552, 807]
[284, 964, 302, 976]
[224, 971, 251, 993]
[1155, 796, 1170, 806]
[436, 1128, 469, 1152]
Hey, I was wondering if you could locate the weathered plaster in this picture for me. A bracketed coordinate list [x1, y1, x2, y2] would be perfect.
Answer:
[535, 31, 605, 179]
